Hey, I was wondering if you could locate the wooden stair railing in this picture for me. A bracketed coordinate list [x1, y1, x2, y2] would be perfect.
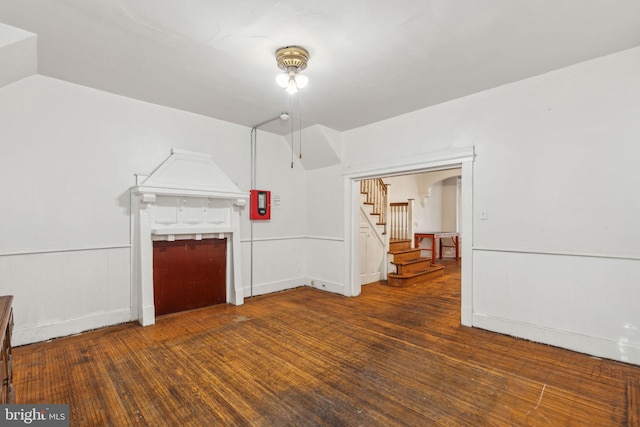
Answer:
[360, 178, 388, 234]
[360, 179, 414, 241]
[389, 202, 408, 241]
[389, 201, 414, 242]
[361, 180, 439, 287]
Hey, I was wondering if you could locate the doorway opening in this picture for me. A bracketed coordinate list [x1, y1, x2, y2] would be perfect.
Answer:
[345, 147, 474, 325]
[359, 169, 462, 287]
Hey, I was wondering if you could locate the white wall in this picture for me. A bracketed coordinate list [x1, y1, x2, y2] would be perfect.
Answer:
[0, 75, 306, 345]
[3, 42, 639, 367]
[342, 47, 640, 364]
[0, 23, 36, 88]
[385, 173, 460, 259]
[304, 164, 345, 293]
[385, 173, 459, 233]
[244, 127, 307, 297]
[441, 177, 458, 232]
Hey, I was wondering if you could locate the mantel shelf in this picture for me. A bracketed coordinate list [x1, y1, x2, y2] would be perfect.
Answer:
[152, 226, 234, 236]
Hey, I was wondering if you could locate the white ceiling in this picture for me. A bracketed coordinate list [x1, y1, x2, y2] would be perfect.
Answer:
[2, 0, 640, 134]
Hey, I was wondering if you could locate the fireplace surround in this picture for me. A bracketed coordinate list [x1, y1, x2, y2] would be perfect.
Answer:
[131, 149, 248, 326]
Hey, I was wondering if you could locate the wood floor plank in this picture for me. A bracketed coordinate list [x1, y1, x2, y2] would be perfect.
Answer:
[629, 376, 640, 427]
[12, 260, 640, 426]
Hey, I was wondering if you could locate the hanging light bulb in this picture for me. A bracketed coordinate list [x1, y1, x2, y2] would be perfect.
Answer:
[285, 76, 298, 95]
[275, 46, 309, 95]
[276, 70, 307, 95]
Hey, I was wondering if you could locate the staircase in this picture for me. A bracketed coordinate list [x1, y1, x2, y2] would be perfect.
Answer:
[386, 239, 444, 287]
[360, 178, 388, 235]
[360, 179, 445, 287]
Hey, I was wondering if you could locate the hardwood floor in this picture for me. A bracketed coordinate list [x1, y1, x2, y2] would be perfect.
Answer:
[13, 260, 640, 426]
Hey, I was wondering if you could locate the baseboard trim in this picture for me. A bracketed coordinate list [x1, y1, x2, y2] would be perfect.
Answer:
[245, 277, 306, 298]
[13, 308, 131, 346]
[473, 313, 640, 366]
[306, 277, 345, 295]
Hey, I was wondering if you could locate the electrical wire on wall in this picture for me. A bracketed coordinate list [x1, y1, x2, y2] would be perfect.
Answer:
[249, 113, 289, 297]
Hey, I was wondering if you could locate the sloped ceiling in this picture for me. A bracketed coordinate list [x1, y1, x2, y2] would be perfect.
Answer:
[0, 22, 37, 87]
[1, 0, 640, 135]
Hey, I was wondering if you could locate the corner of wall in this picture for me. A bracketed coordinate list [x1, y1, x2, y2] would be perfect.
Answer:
[0, 23, 37, 88]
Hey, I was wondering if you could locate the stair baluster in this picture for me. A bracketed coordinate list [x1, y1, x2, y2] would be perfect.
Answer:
[361, 180, 442, 286]
[360, 178, 388, 235]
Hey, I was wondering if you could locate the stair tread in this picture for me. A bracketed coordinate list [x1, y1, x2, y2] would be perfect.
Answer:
[388, 248, 421, 255]
[388, 265, 444, 279]
[391, 258, 432, 266]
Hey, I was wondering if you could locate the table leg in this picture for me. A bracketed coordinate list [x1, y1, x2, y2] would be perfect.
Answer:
[431, 237, 436, 265]
[455, 236, 459, 260]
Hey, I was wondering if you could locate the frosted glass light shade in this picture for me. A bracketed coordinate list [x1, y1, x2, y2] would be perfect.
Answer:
[276, 73, 289, 88]
[276, 72, 308, 92]
[295, 74, 308, 88]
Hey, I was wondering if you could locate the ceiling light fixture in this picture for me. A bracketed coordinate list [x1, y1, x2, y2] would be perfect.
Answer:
[275, 46, 309, 95]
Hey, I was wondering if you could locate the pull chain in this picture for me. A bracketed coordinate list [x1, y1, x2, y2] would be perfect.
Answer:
[299, 89, 303, 159]
[290, 108, 294, 168]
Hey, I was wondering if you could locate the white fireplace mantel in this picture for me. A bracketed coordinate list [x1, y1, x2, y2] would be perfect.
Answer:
[131, 149, 248, 326]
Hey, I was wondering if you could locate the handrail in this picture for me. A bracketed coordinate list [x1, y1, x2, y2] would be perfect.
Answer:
[360, 179, 388, 233]
[360, 180, 414, 243]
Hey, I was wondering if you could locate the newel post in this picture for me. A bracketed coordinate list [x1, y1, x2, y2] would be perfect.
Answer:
[408, 198, 415, 248]
[384, 183, 391, 244]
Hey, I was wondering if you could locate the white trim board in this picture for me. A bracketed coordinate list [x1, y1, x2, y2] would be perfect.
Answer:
[13, 309, 131, 346]
[473, 314, 640, 365]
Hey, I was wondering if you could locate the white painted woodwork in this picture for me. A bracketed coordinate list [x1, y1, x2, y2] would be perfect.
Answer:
[473, 249, 640, 363]
[0, 248, 131, 346]
[343, 146, 475, 302]
[132, 149, 248, 326]
[0, 75, 307, 345]
[359, 209, 384, 285]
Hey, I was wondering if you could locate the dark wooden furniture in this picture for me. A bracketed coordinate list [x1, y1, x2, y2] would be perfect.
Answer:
[414, 231, 460, 264]
[0, 295, 14, 404]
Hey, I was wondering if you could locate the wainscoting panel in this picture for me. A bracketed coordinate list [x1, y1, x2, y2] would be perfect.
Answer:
[472, 249, 640, 365]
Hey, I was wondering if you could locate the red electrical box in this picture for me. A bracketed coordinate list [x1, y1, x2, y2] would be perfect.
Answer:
[250, 190, 271, 220]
